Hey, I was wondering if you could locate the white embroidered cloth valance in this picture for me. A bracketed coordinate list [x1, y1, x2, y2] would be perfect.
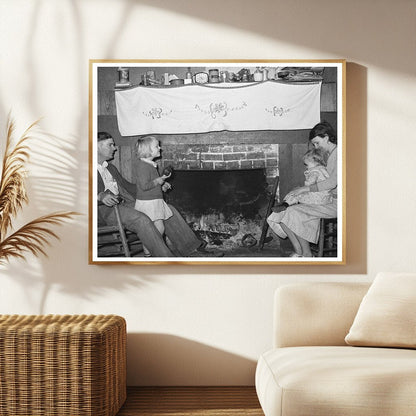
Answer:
[115, 81, 321, 136]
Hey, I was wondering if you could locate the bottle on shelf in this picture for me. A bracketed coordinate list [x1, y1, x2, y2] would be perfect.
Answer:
[185, 67, 193, 84]
[253, 67, 263, 82]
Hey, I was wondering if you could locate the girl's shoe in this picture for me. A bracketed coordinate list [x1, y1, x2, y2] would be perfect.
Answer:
[289, 253, 304, 258]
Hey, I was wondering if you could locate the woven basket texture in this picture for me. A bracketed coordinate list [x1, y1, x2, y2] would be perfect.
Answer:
[0, 314, 126, 416]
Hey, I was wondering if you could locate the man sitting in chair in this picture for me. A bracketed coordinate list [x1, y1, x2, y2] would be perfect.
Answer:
[97, 132, 222, 257]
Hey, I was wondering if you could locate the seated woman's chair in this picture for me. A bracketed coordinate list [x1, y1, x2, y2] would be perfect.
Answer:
[313, 217, 337, 257]
[98, 205, 142, 257]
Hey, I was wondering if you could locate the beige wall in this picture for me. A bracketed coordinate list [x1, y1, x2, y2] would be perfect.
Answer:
[0, 0, 415, 385]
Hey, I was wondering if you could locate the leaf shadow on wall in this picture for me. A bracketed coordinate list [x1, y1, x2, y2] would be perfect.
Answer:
[130, 0, 413, 77]
[0, 1, 107, 312]
[126, 333, 257, 386]
[0, 127, 156, 314]
[12, 0, 88, 219]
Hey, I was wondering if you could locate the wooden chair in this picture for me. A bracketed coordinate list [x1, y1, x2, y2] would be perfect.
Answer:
[259, 175, 280, 249]
[313, 217, 337, 257]
[98, 205, 143, 257]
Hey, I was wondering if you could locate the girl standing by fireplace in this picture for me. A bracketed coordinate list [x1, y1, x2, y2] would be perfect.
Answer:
[133, 136, 173, 257]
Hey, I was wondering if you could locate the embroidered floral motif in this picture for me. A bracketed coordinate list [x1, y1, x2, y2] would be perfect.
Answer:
[195, 102, 247, 119]
[265, 106, 290, 117]
[143, 107, 172, 119]
[210, 102, 227, 118]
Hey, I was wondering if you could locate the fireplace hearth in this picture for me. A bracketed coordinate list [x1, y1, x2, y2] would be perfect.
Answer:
[166, 169, 279, 252]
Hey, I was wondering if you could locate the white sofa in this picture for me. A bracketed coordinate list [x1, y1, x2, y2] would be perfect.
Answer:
[255, 281, 416, 416]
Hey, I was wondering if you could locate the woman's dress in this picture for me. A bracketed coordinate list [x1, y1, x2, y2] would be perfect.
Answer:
[267, 148, 337, 244]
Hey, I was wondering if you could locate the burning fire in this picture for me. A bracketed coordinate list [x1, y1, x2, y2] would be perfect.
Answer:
[187, 212, 263, 249]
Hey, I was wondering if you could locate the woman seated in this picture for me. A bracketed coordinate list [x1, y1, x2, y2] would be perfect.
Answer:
[267, 121, 338, 257]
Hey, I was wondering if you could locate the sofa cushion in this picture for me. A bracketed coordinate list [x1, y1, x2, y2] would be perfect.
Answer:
[345, 272, 416, 348]
[274, 283, 370, 348]
[255, 346, 416, 416]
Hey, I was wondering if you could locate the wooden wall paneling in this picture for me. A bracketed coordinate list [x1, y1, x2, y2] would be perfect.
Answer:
[321, 83, 337, 112]
[320, 112, 337, 132]
[292, 142, 310, 188]
[98, 115, 124, 144]
[322, 67, 337, 82]
[98, 67, 118, 92]
[119, 145, 134, 181]
[278, 142, 309, 201]
[278, 144, 292, 201]
[98, 91, 116, 116]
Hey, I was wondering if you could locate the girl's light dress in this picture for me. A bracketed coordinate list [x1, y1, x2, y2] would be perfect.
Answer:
[133, 159, 173, 221]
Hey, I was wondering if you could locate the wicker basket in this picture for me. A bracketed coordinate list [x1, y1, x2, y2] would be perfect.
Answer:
[0, 314, 126, 416]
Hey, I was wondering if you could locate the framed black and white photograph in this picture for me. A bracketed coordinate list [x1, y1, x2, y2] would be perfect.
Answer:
[89, 60, 345, 265]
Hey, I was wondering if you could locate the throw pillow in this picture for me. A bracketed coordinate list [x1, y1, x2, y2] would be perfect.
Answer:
[345, 272, 416, 348]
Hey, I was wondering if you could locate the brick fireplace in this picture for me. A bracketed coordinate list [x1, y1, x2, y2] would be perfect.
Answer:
[159, 130, 279, 187]
[162, 142, 278, 182]
[157, 131, 281, 253]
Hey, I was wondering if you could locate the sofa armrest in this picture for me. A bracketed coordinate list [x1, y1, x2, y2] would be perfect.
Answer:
[273, 282, 370, 348]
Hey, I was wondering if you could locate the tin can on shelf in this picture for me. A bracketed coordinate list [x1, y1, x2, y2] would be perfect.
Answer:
[209, 69, 220, 83]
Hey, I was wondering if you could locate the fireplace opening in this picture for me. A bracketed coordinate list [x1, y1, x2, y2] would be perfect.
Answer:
[166, 169, 272, 250]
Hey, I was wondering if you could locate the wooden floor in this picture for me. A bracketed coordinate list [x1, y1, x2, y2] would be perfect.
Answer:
[117, 386, 264, 416]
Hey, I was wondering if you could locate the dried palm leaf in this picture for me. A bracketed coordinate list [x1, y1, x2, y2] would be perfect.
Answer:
[0, 117, 37, 238]
[0, 115, 79, 264]
[0, 211, 78, 265]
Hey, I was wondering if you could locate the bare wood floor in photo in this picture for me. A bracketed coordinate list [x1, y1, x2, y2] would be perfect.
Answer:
[117, 386, 264, 416]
